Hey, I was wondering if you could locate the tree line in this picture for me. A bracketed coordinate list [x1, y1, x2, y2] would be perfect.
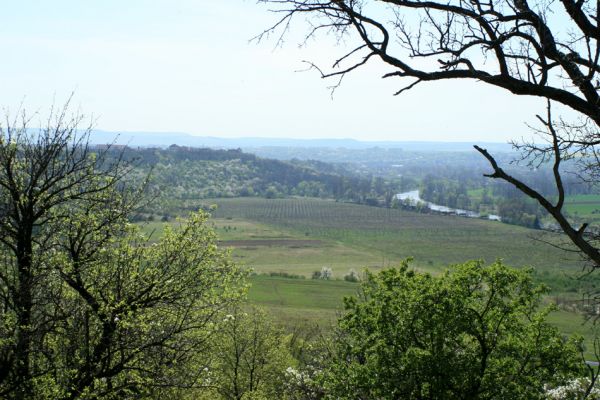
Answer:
[105, 145, 403, 218]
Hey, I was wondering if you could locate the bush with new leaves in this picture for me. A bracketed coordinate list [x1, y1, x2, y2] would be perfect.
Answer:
[323, 260, 585, 399]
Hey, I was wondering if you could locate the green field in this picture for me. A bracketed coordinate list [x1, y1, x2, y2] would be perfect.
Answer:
[201, 197, 584, 277]
[137, 197, 600, 353]
[247, 275, 358, 327]
[564, 194, 600, 225]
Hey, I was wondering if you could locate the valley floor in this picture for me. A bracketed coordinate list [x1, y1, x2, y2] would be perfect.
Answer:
[139, 197, 600, 357]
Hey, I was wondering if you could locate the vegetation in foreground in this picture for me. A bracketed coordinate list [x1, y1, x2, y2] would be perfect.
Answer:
[321, 260, 585, 399]
[0, 113, 247, 399]
[2, 107, 600, 399]
[158, 261, 597, 400]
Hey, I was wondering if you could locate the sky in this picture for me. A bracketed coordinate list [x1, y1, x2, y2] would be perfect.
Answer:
[0, 0, 563, 142]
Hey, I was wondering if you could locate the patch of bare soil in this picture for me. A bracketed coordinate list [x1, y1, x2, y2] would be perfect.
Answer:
[219, 239, 323, 248]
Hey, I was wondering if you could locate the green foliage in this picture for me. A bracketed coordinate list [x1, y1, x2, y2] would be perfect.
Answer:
[6, 211, 247, 399]
[421, 174, 471, 210]
[265, 271, 306, 279]
[343, 269, 360, 282]
[0, 113, 247, 399]
[122, 146, 393, 213]
[322, 260, 585, 399]
[75, 213, 247, 397]
[207, 306, 293, 400]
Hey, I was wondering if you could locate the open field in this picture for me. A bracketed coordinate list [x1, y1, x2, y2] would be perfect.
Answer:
[564, 194, 600, 225]
[139, 212, 382, 277]
[201, 197, 586, 277]
[137, 197, 600, 354]
[138, 196, 600, 295]
[140, 196, 600, 294]
[247, 275, 358, 327]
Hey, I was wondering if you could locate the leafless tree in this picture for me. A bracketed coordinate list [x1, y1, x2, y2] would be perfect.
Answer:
[258, 0, 600, 268]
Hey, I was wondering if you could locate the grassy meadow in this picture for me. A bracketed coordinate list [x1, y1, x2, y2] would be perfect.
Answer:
[203, 197, 585, 276]
[564, 194, 600, 225]
[138, 197, 600, 354]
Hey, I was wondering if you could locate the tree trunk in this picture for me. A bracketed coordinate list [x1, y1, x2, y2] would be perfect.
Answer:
[14, 224, 33, 399]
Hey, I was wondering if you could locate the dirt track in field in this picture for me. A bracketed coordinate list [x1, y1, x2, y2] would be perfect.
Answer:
[219, 239, 323, 248]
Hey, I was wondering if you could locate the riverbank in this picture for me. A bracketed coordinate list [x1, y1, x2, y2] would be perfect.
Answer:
[396, 190, 502, 221]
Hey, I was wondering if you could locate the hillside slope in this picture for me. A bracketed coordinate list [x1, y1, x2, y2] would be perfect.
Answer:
[117, 145, 395, 211]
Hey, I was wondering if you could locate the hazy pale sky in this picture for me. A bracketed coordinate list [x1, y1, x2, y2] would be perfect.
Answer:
[0, 0, 559, 142]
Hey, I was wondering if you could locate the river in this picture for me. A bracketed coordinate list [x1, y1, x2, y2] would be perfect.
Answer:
[396, 190, 501, 221]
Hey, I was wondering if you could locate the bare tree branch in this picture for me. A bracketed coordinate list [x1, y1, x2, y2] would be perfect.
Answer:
[260, 0, 600, 271]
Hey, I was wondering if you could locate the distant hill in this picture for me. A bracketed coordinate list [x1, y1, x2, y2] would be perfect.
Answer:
[89, 129, 512, 153]
[117, 146, 397, 218]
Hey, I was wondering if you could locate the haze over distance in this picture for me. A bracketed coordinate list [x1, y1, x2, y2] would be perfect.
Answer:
[0, 0, 567, 143]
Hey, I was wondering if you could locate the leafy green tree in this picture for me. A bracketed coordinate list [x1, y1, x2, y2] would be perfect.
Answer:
[207, 306, 293, 400]
[0, 106, 247, 399]
[264, 185, 279, 199]
[322, 260, 584, 399]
